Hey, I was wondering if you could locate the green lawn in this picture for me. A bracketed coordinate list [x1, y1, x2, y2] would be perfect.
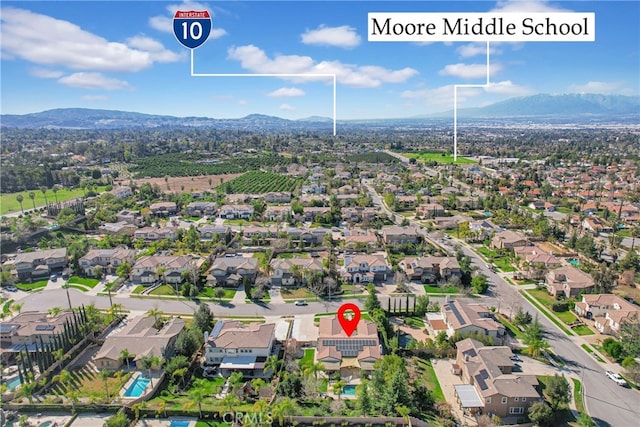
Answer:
[276, 252, 310, 259]
[67, 284, 89, 292]
[281, 287, 316, 300]
[521, 290, 573, 335]
[424, 285, 459, 294]
[2, 299, 14, 314]
[15, 280, 48, 291]
[404, 317, 426, 328]
[132, 285, 145, 294]
[571, 325, 594, 336]
[67, 276, 100, 288]
[572, 378, 584, 413]
[198, 287, 236, 300]
[493, 257, 516, 272]
[403, 151, 477, 165]
[148, 285, 180, 296]
[415, 358, 445, 402]
[497, 314, 525, 340]
[1, 186, 108, 215]
[555, 310, 578, 324]
[300, 348, 315, 367]
[527, 287, 556, 309]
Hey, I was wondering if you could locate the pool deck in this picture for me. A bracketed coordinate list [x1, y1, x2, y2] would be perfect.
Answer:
[119, 371, 156, 400]
[13, 412, 73, 427]
[135, 418, 196, 427]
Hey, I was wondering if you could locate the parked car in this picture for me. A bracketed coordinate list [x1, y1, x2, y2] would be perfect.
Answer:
[4, 285, 18, 292]
[606, 371, 629, 387]
[510, 355, 522, 362]
[50, 274, 57, 282]
[294, 300, 308, 306]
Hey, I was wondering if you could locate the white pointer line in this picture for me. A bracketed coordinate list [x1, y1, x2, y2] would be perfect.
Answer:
[190, 50, 337, 136]
[454, 41, 491, 161]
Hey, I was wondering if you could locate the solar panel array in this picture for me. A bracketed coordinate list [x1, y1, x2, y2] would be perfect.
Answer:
[448, 303, 467, 325]
[475, 373, 489, 390]
[321, 339, 377, 357]
[35, 325, 55, 331]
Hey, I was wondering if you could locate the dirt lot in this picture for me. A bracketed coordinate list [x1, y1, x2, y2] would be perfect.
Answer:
[118, 173, 243, 194]
[536, 241, 575, 255]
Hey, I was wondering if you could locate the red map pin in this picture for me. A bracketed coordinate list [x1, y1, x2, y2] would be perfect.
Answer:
[337, 303, 361, 337]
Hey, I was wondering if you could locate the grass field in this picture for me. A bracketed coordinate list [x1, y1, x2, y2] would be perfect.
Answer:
[404, 316, 426, 328]
[198, 287, 236, 300]
[424, 285, 459, 294]
[67, 276, 100, 288]
[497, 314, 525, 339]
[403, 151, 477, 165]
[300, 348, 315, 366]
[149, 285, 179, 296]
[414, 358, 445, 402]
[15, 280, 48, 292]
[572, 325, 595, 336]
[281, 287, 316, 300]
[572, 378, 585, 413]
[521, 290, 573, 336]
[1, 186, 107, 215]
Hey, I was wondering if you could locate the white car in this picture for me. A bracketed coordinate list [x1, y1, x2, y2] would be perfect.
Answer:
[606, 371, 629, 387]
[294, 301, 308, 306]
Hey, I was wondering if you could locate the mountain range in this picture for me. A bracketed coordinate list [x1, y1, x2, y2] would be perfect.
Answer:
[1, 93, 637, 129]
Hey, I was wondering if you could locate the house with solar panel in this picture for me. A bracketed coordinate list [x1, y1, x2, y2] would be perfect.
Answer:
[203, 320, 277, 378]
[316, 317, 381, 379]
[453, 338, 542, 423]
[441, 298, 506, 341]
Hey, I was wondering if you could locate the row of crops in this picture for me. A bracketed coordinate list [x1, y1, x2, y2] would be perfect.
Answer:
[219, 170, 302, 194]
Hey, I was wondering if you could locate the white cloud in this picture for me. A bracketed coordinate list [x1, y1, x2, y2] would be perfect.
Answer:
[301, 25, 361, 48]
[268, 87, 305, 97]
[439, 63, 502, 79]
[483, 80, 535, 96]
[0, 7, 181, 72]
[456, 43, 503, 58]
[30, 68, 64, 79]
[82, 95, 109, 101]
[568, 81, 633, 95]
[491, 0, 570, 13]
[148, 1, 227, 39]
[279, 104, 296, 111]
[58, 72, 131, 90]
[227, 44, 417, 88]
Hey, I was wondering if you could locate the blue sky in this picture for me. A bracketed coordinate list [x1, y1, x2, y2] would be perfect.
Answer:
[1, 1, 638, 119]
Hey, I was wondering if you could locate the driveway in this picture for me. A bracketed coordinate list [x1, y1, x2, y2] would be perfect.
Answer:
[431, 358, 477, 427]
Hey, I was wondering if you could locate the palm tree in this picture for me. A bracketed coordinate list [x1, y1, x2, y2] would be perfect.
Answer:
[187, 388, 206, 418]
[40, 187, 49, 206]
[139, 354, 159, 385]
[251, 378, 266, 396]
[220, 393, 239, 415]
[52, 184, 60, 203]
[272, 397, 296, 426]
[13, 302, 24, 314]
[157, 400, 167, 418]
[527, 338, 550, 358]
[28, 192, 36, 210]
[19, 381, 37, 403]
[65, 389, 80, 411]
[264, 355, 281, 379]
[54, 369, 72, 391]
[99, 369, 111, 402]
[109, 303, 124, 320]
[16, 194, 24, 213]
[396, 405, 412, 427]
[333, 379, 346, 400]
[146, 306, 163, 329]
[119, 349, 132, 368]
[303, 361, 325, 394]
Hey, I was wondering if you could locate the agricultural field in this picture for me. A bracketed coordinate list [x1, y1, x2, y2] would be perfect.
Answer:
[218, 170, 302, 194]
[119, 173, 242, 194]
[345, 152, 398, 164]
[402, 151, 477, 165]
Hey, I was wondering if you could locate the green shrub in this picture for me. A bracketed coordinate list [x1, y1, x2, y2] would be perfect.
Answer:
[552, 301, 569, 312]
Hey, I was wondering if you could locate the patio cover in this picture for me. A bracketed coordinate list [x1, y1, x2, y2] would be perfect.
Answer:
[220, 355, 257, 370]
[454, 384, 484, 408]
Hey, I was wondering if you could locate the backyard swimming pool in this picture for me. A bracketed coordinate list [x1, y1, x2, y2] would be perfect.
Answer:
[123, 374, 150, 397]
[341, 384, 357, 396]
[169, 421, 191, 427]
[6, 376, 21, 391]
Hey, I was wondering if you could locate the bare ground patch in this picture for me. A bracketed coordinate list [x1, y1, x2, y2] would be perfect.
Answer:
[118, 173, 242, 194]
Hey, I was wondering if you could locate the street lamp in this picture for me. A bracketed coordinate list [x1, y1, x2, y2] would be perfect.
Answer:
[62, 284, 72, 310]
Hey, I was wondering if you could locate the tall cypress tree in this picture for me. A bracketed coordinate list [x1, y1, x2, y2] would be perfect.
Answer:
[405, 295, 410, 315]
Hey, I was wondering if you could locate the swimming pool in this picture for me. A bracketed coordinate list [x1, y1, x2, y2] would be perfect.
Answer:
[6, 376, 21, 391]
[39, 421, 53, 427]
[341, 384, 357, 396]
[123, 374, 150, 397]
[169, 421, 191, 427]
[568, 258, 580, 266]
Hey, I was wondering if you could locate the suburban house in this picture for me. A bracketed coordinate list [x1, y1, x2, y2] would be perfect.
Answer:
[110, 186, 132, 199]
[302, 206, 331, 222]
[416, 203, 446, 218]
[513, 246, 562, 279]
[399, 256, 462, 283]
[264, 192, 292, 203]
[13, 248, 67, 282]
[185, 201, 218, 217]
[203, 320, 276, 378]
[545, 265, 595, 298]
[149, 202, 178, 217]
[453, 338, 542, 422]
[264, 205, 291, 222]
[380, 226, 420, 246]
[441, 299, 505, 340]
[207, 256, 259, 287]
[341, 207, 376, 223]
[99, 222, 138, 236]
[582, 217, 613, 235]
[197, 225, 231, 240]
[131, 255, 201, 285]
[270, 257, 324, 287]
[340, 254, 390, 284]
[242, 225, 279, 240]
[574, 294, 640, 335]
[0, 311, 75, 353]
[94, 316, 185, 370]
[116, 210, 144, 226]
[219, 204, 254, 220]
[286, 227, 330, 245]
[341, 229, 379, 250]
[79, 248, 136, 277]
[316, 317, 381, 379]
[134, 226, 179, 242]
[491, 230, 529, 250]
